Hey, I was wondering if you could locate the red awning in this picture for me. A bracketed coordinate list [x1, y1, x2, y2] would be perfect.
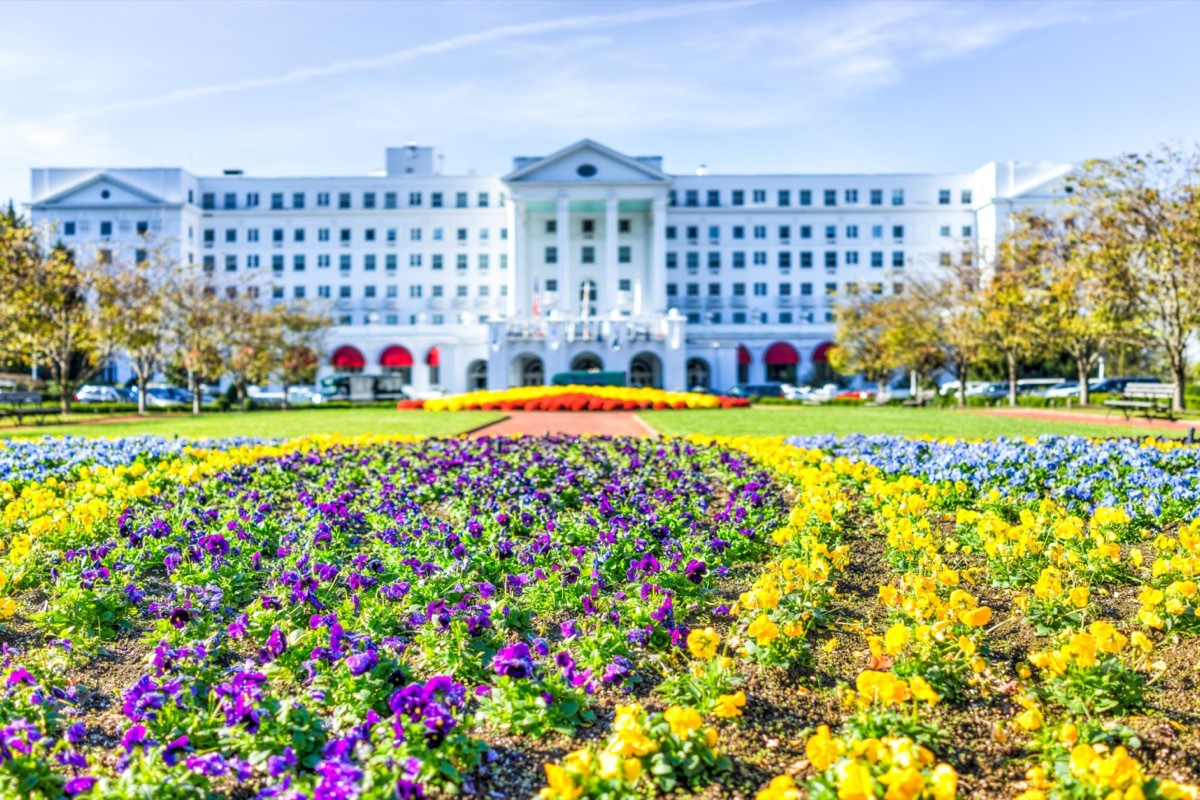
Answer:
[380, 345, 414, 368]
[737, 345, 751, 365]
[811, 342, 834, 364]
[425, 347, 440, 367]
[764, 342, 800, 365]
[331, 345, 365, 369]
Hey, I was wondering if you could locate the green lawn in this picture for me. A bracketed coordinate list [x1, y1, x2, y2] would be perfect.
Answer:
[640, 406, 1186, 439]
[0, 408, 506, 440]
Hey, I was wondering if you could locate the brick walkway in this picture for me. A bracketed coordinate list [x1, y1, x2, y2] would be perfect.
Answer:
[468, 411, 656, 438]
[975, 407, 1198, 432]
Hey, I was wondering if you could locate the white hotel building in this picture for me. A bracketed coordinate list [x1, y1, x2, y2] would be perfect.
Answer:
[27, 139, 1072, 393]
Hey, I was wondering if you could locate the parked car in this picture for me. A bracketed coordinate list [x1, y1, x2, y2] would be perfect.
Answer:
[726, 383, 783, 398]
[966, 382, 1009, 400]
[74, 385, 129, 403]
[1017, 378, 1068, 396]
[938, 380, 989, 397]
[1087, 376, 1160, 395]
[1045, 381, 1080, 398]
[131, 385, 188, 408]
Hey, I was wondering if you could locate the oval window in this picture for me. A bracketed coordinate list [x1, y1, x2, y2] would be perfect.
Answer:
[576, 164, 597, 178]
[100, 189, 111, 199]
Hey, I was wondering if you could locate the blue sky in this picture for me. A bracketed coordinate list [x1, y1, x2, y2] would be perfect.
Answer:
[3, 0, 1198, 206]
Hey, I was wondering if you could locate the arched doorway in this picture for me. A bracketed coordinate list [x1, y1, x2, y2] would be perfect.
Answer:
[512, 354, 544, 387]
[764, 342, 800, 383]
[570, 352, 603, 372]
[736, 345, 751, 384]
[686, 358, 711, 390]
[629, 352, 662, 388]
[811, 341, 836, 385]
[331, 345, 366, 374]
[467, 360, 487, 391]
[380, 345, 413, 382]
[579, 280, 598, 317]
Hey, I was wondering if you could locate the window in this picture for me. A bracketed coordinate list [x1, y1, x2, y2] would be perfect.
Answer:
[387, 228, 397, 243]
[686, 283, 699, 296]
[545, 246, 558, 264]
[619, 278, 632, 292]
[825, 282, 838, 296]
[666, 225, 677, 240]
[340, 228, 351, 243]
[685, 190, 698, 207]
[317, 254, 329, 268]
[273, 228, 284, 243]
[338, 192, 351, 209]
[870, 189, 883, 206]
[479, 254, 489, 270]
[272, 255, 284, 272]
[364, 254, 376, 271]
[384, 192, 397, 209]
[733, 251, 746, 269]
[581, 246, 595, 264]
[201, 255, 214, 272]
[294, 255, 306, 271]
[892, 225, 904, 239]
[892, 251, 905, 268]
[545, 279, 558, 292]
[386, 285, 398, 298]
[845, 189, 858, 204]
[824, 189, 837, 206]
[246, 193, 259, 207]
[779, 282, 792, 296]
[247, 228, 259, 242]
[363, 192, 376, 209]
[456, 227, 467, 242]
[753, 225, 766, 240]
[225, 229, 237, 243]
[871, 225, 883, 238]
[364, 285, 377, 298]
[686, 226, 699, 241]
[779, 251, 792, 268]
[271, 193, 284, 210]
[318, 286, 331, 299]
[666, 283, 678, 296]
[780, 312, 793, 324]
[409, 192, 422, 206]
[798, 225, 811, 240]
[479, 285, 490, 297]
[136, 220, 150, 236]
[339, 286, 352, 298]
[100, 221, 113, 237]
[732, 190, 745, 206]
[201, 193, 215, 210]
[432, 228, 443, 240]
[408, 254, 420, 267]
[455, 192, 467, 208]
[294, 228, 305, 243]
[317, 192, 330, 207]
[940, 225, 951, 237]
[478, 192, 489, 207]
[686, 252, 700, 269]
[270, 287, 282, 300]
[431, 192, 444, 208]
[825, 251, 837, 268]
[708, 283, 721, 296]
[846, 225, 858, 239]
[846, 251, 859, 265]
[365, 228, 376, 242]
[500, 254, 508, 270]
[500, 227, 508, 240]
[225, 255, 237, 272]
[62, 221, 76, 236]
[248, 254, 261, 268]
[962, 225, 973, 237]
[938, 189, 951, 205]
[293, 286, 306, 299]
[708, 252, 720, 269]
[752, 189, 766, 203]
[290, 192, 303, 209]
[708, 225, 719, 240]
[410, 285, 423, 298]
[733, 226, 745, 240]
[317, 228, 328, 242]
[339, 254, 351, 271]
[939, 252, 952, 267]
[799, 189, 812, 206]
[753, 282, 767, 296]
[825, 225, 837, 241]
[707, 190, 720, 207]
[432, 255, 443, 270]
[892, 189, 905, 206]
[456, 254, 468, 270]
[223, 192, 236, 210]
[618, 245, 631, 264]
[778, 190, 790, 207]
[800, 282, 813, 296]
[733, 312, 747, 324]
[961, 189, 973, 204]
[871, 251, 883, 268]
[581, 219, 595, 235]
[800, 251, 813, 268]
[687, 312, 700, 323]
[545, 220, 557, 234]
[780, 226, 791, 240]
[666, 252, 678, 269]
[753, 251, 767, 266]
[962, 252, 974, 266]
[619, 218, 631, 233]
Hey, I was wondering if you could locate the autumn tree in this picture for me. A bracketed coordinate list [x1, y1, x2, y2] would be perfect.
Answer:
[1070, 146, 1200, 410]
[271, 302, 329, 409]
[169, 278, 226, 416]
[828, 293, 902, 389]
[979, 228, 1053, 407]
[919, 262, 985, 407]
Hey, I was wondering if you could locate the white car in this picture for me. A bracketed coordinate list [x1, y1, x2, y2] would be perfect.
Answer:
[939, 380, 989, 397]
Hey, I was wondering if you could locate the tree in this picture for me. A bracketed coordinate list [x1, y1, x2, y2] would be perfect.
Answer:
[271, 302, 329, 410]
[169, 278, 226, 416]
[828, 293, 902, 389]
[921, 262, 986, 407]
[96, 240, 179, 415]
[217, 296, 276, 411]
[979, 227, 1053, 407]
[1070, 147, 1200, 411]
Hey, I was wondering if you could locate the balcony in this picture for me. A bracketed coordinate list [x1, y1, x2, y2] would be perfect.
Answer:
[777, 295, 795, 308]
[452, 296, 470, 310]
[683, 296, 702, 309]
[428, 296, 447, 311]
[730, 296, 748, 309]
[705, 296, 723, 309]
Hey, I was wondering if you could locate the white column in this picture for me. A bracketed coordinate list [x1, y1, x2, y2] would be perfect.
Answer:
[509, 197, 523, 317]
[604, 196, 619, 316]
[556, 197, 570, 315]
[648, 196, 667, 318]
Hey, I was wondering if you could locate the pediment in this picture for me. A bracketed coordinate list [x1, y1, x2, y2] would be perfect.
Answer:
[504, 139, 668, 185]
[37, 172, 165, 206]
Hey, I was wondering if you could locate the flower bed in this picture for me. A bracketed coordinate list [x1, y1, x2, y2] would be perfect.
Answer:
[0, 433, 1198, 799]
[399, 385, 749, 411]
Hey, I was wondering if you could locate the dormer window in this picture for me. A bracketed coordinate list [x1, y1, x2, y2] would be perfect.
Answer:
[576, 164, 597, 178]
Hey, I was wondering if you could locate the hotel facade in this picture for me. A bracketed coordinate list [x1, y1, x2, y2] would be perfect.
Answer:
[27, 140, 1072, 393]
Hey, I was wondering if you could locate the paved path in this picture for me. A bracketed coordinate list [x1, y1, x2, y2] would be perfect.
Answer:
[974, 407, 1198, 432]
[468, 411, 656, 438]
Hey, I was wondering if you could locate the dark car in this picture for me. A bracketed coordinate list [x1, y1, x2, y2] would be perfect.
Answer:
[727, 383, 783, 398]
[1088, 376, 1159, 395]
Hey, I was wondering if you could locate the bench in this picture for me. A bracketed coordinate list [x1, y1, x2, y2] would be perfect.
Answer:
[0, 392, 61, 426]
[901, 389, 938, 407]
[1104, 383, 1176, 421]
